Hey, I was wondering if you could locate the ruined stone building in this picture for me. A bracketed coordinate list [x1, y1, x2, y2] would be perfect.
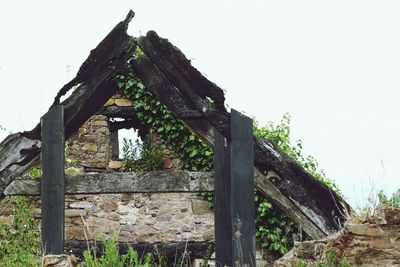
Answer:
[62, 91, 214, 246]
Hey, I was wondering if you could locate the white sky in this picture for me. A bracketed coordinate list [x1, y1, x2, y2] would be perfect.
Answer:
[1, 0, 400, 207]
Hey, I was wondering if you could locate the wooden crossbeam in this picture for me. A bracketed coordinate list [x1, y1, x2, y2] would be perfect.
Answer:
[4, 171, 213, 196]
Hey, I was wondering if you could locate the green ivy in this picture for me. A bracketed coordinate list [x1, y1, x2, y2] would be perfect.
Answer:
[117, 70, 213, 172]
[117, 51, 340, 256]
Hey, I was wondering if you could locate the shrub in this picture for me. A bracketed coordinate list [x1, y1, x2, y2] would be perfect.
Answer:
[122, 136, 163, 172]
[0, 196, 40, 266]
[378, 189, 400, 208]
[79, 236, 160, 267]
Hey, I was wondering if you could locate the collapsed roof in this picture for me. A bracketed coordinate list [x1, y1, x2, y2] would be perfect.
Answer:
[0, 10, 350, 239]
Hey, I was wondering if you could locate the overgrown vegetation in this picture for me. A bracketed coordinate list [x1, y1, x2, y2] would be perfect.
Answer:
[0, 196, 40, 267]
[117, 52, 339, 256]
[1, 41, 399, 267]
[295, 249, 350, 267]
[253, 114, 342, 195]
[253, 114, 342, 254]
[378, 189, 400, 208]
[28, 166, 42, 179]
[117, 59, 213, 173]
[122, 136, 163, 172]
[79, 236, 156, 267]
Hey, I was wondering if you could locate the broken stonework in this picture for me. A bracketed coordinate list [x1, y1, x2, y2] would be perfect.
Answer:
[274, 207, 400, 267]
[42, 254, 77, 267]
[66, 115, 111, 169]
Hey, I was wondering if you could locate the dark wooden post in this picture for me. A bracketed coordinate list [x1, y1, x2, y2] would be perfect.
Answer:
[214, 130, 233, 266]
[231, 109, 255, 266]
[41, 105, 65, 255]
[214, 109, 255, 267]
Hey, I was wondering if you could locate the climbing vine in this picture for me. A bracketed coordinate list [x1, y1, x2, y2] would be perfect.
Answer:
[117, 50, 340, 256]
[117, 66, 213, 172]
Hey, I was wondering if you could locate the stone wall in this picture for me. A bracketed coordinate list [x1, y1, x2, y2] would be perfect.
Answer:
[274, 207, 400, 266]
[62, 193, 213, 243]
[60, 93, 214, 243]
[66, 115, 111, 169]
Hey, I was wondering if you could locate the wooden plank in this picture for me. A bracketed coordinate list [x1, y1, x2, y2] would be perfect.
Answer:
[41, 105, 65, 255]
[230, 109, 255, 266]
[96, 106, 135, 118]
[0, 11, 136, 199]
[129, 54, 215, 146]
[214, 129, 233, 266]
[4, 171, 214, 196]
[254, 169, 326, 239]
[0, 134, 40, 198]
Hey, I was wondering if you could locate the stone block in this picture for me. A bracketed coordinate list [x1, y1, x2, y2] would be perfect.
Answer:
[378, 206, 400, 224]
[115, 99, 133, 107]
[345, 224, 384, 237]
[81, 143, 98, 152]
[65, 226, 86, 240]
[104, 99, 115, 106]
[91, 115, 107, 121]
[95, 127, 109, 135]
[65, 209, 87, 218]
[135, 228, 157, 243]
[65, 167, 84, 177]
[86, 216, 120, 239]
[69, 201, 93, 209]
[202, 228, 214, 241]
[101, 202, 118, 212]
[108, 161, 123, 170]
[92, 120, 108, 127]
[191, 199, 212, 215]
[42, 254, 78, 267]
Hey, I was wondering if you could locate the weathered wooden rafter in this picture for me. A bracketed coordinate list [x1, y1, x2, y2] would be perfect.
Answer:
[0, 10, 350, 239]
[0, 11, 136, 197]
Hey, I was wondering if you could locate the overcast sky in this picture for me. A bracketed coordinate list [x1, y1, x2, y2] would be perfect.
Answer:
[1, 0, 400, 207]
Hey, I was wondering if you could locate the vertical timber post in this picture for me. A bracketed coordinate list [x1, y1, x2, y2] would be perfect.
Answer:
[214, 130, 233, 266]
[214, 109, 255, 267]
[231, 109, 255, 266]
[41, 105, 65, 255]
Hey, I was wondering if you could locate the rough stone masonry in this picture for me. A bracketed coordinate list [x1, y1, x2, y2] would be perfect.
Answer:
[36, 92, 215, 244]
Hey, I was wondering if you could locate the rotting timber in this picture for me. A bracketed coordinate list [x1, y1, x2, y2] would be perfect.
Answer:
[0, 10, 350, 240]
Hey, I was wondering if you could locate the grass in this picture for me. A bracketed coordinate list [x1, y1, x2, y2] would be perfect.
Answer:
[79, 237, 156, 267]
